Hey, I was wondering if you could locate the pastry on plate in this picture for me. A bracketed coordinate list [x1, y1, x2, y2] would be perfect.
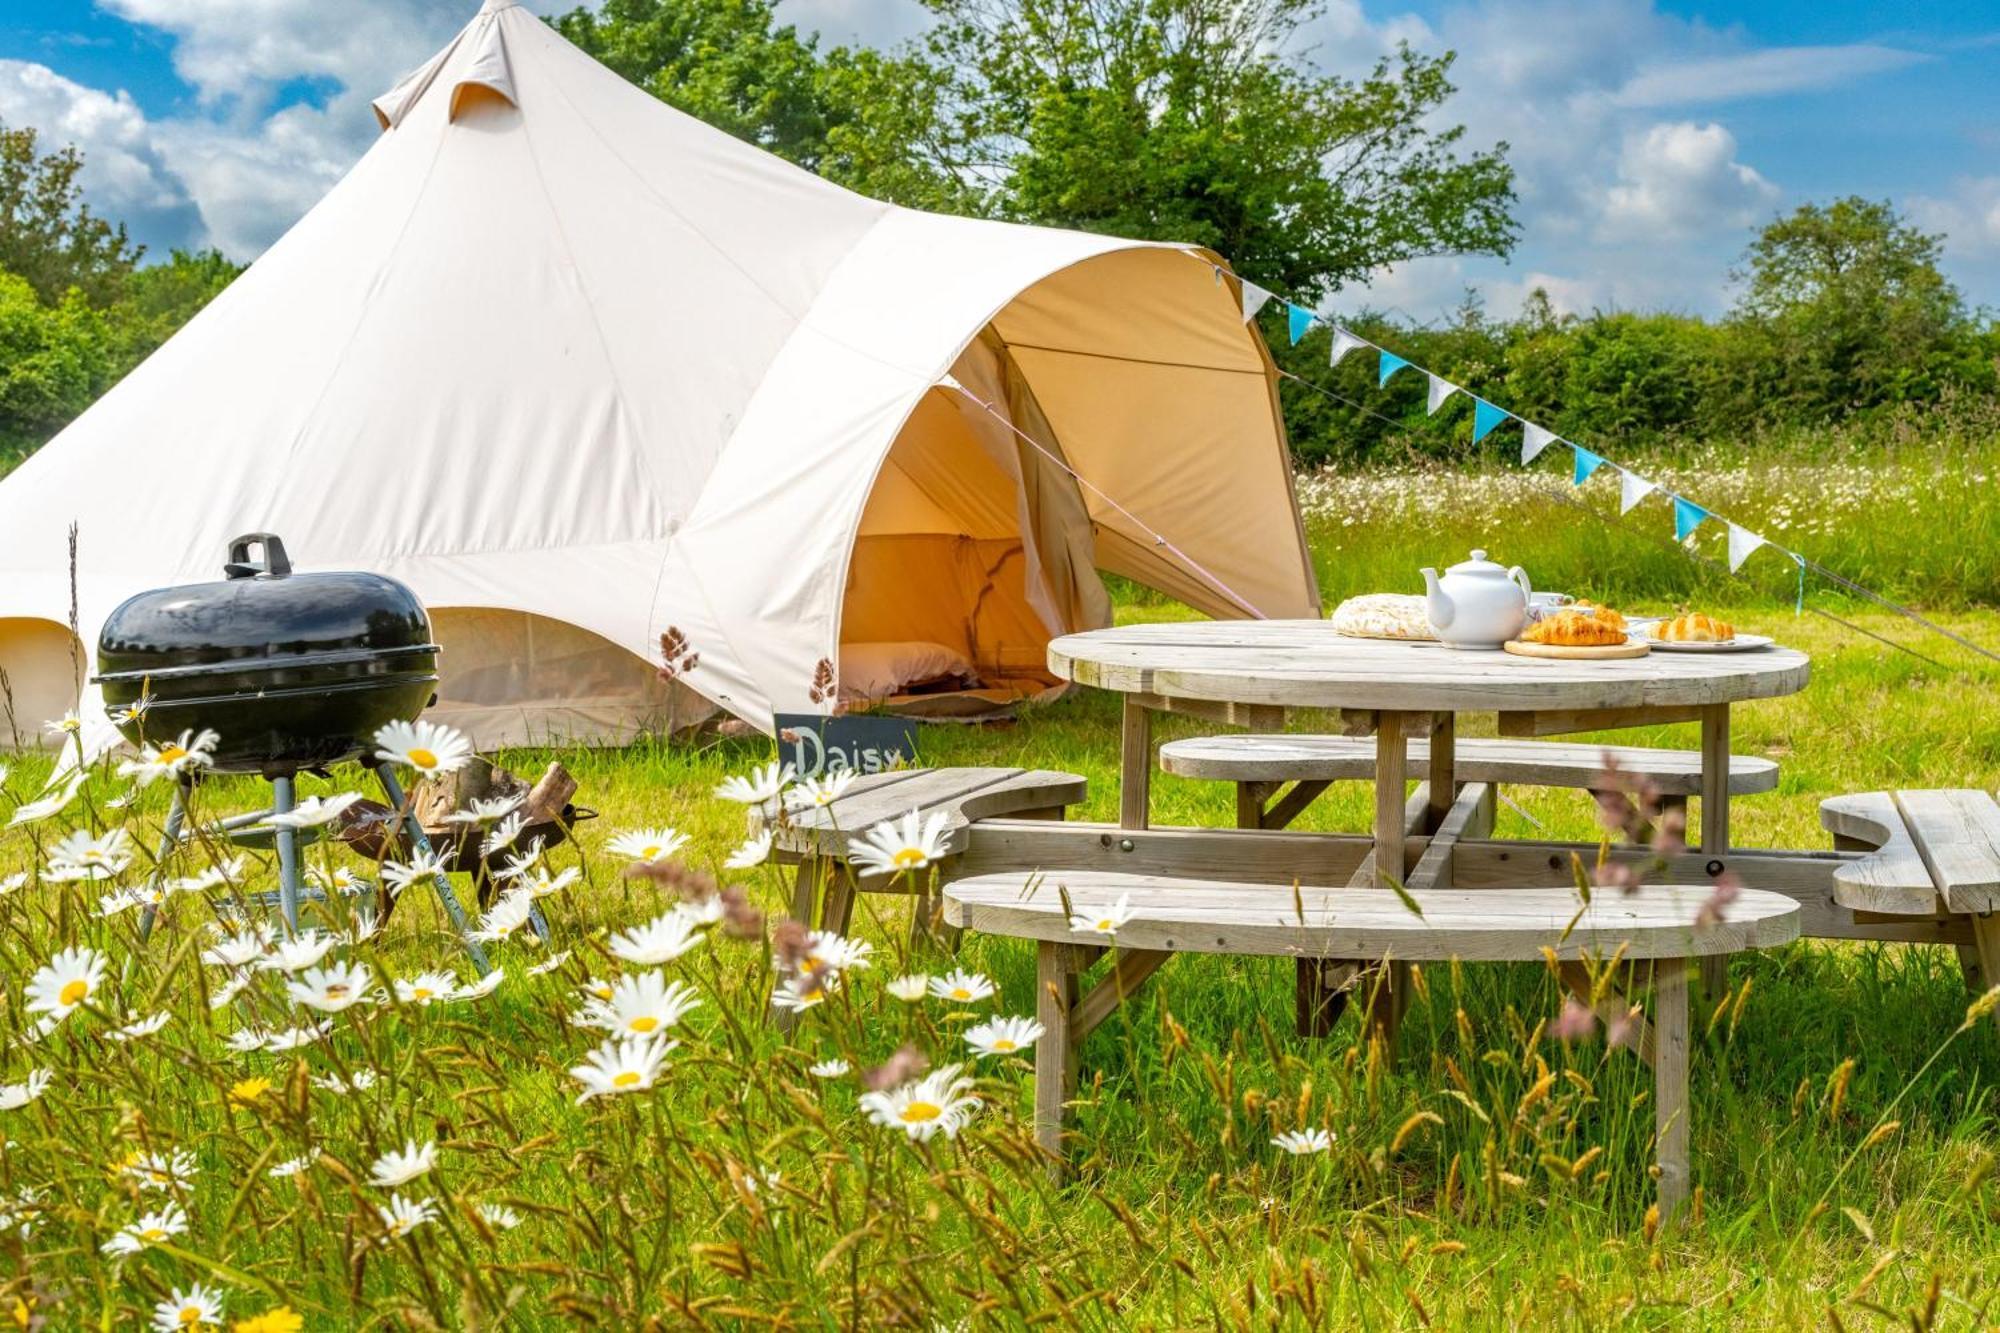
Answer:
[1653, 611, 1735, 643]
[1570, 601, 1627, 631]
[1522, 610, 1629, 647]
[1330, 593, 1435, 641]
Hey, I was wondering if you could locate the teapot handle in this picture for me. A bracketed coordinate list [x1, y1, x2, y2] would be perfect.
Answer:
[1508, 565, 1532, 599]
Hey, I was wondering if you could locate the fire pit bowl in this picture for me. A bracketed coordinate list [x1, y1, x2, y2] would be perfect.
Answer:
[94, 533, 440, 777]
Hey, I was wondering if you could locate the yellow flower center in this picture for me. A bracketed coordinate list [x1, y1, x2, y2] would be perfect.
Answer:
[157, 745, 187, 765]
[1096, 918, 1116, 931]
[898, 1101, 942, 1123]
[326, 984, 350, 1000]
[178, 1306, 203, 1325]
[139, 1227, 166, 1243]
[891, 847, 926, 869]
[628, 1016, 659, 1033]
[949, 988, 970, 1001]
[991, 1038, 1017, 1051]
[612, 1071, 642, 1088]
[58, 979, 89, 1006]
[640, 844, 661, 860]
[408, 747, 438, 769]
[410, 987, 433, 1001]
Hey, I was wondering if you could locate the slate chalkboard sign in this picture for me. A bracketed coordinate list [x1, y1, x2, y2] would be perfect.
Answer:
[774, 713, 921, 778]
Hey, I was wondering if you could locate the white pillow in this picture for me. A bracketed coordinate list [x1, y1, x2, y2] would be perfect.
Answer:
[838, 641, 980, 702]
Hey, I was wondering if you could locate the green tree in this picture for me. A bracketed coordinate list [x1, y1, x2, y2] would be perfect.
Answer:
[1728, 196, 1987, 416]
[0, 269, 113, 459]
[0, 122, 143, 306]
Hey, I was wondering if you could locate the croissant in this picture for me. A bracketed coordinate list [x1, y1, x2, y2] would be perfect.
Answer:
[1571, 602, 1627, 632]
[1523, 610, 1629, 647]
[1655, 612, 1735, 642]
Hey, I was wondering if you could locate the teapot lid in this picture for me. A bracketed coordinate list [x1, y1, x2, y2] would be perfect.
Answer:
[1446, 549, 1510, 576]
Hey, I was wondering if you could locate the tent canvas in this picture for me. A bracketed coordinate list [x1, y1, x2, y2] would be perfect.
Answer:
[0, 0, 1318, 752]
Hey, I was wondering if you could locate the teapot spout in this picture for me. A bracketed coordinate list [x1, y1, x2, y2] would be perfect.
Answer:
[1420, 567, 1453, 628]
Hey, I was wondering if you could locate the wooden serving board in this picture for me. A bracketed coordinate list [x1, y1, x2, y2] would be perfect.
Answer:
[1503, 638, 1649, 660]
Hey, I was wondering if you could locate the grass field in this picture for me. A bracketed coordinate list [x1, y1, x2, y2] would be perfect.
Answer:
[2, 453, 1998, 1329]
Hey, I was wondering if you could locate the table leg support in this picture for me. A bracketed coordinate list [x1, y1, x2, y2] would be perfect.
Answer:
[1971, 916, 2000, 1026]
[1035, 940, 1078, 1171]
[1698, 705, 1731, 1000]
[1120, 697, 1152, 831]
[1366, 712, 1411, 1054]
[1654, 957, 1692, 1222]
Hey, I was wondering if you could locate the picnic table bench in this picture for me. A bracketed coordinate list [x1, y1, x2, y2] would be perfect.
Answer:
[1820, 789, 2000, 995]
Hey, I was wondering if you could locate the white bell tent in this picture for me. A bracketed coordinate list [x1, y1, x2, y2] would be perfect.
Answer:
[0, 0, 1318, 748]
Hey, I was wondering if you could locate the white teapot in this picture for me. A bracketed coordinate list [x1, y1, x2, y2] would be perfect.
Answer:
[1420, 550, 1532, 650]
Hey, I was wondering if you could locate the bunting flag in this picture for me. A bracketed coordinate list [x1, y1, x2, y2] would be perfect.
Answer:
[1378, 352, 1411, 387]
[1329, 326, 1369, 367]
[1287, 303, 1314, 346]
[1572, 445, 1606, 486]
[1619, 469, 1657, 515]
[1240, 280, 1273, 324]
[1426, 374, 1458, 415]
[1472, 398, 1509, 443]
[1521, 422, 1558, 464]
[1727, 523, 1767, 572]
[1673, 496, 1711, 542]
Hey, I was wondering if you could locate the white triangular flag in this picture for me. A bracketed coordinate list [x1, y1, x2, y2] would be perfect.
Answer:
[1727, 523, 1767, 572]
[1521, 422, 1557, 464]
[1329, 326, 1368, 367]
[1239, 281, 1273, 324]
[1618, 469, 1657, 514]
[1426, 374, 1459, 415]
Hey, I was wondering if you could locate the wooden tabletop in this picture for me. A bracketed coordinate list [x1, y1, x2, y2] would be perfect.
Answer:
[1049, 620, 1810, 714]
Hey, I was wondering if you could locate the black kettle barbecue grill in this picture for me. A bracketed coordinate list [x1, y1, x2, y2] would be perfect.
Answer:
[95, 533, 520, 968]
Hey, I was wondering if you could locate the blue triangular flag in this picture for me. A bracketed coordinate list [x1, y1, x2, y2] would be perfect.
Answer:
[1288, 303, 1314, 346]
[1572, 445, 1605, 486]
[1472, 398, 1509, 443]
[1378, 352, 1411, 387]
[1673, 497, 1711, 542]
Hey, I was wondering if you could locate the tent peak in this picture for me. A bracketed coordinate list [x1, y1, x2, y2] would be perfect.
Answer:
[479, 0, 521, 12]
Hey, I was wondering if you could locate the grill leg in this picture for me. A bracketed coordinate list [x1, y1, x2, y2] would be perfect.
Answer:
[134, 775, 195, 950]
[371, 762, 491, 974]
[271, 774, 305, 932]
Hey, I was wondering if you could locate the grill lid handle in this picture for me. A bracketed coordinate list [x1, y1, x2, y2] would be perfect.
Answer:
[224, 532, 293, 580]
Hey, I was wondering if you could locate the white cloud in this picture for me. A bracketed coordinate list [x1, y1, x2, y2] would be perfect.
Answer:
[1599, 121, 1779, 240]
[1611, 44, 1931, 108]
[1908, 176, 2000, 258]
[0, 58, 196, 242]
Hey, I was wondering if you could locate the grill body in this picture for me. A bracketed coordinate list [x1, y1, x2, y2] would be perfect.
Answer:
[94, 534, 439, 776]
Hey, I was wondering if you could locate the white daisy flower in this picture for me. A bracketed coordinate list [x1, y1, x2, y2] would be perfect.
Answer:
[470, 891, 537, 943]
[886, 974, 930, 1003]
[262, 792, 363, 829]
[209, 973, 254, 1010]
[287, 961, 375, 1013]
[380, 851, 447, 898]
[479, 813, 527, 858]
[377, 1192, 439, 1240]
[785, 769, 858, 810]
[570, 1032, 677, 1103]
[477, 1202, 521, 1230]
[526, 950, 571, 977]
[305, 865, 371, 897]
[106, 698, 150, 725]
[809, 1058, 850, 1078]
[26, 945, 108, 1023]
[111, 1012, 170, 1042]
[393, 971, 458, 1006]
[150, 1282, 223, 1331]
[442, 796, 523, 826]
[927, 970, 995, 1004]
[123, 1148, 198, 1192]
[343, 909, 383, 945]
[608, 827, 689, 865]
[575, 971, 701, 1037]
[101, 1202, 188, 1256]
[674, 895, 725, 927]
[260, 1022, 332, 1052]
[452, 968, 506, 1002]
[518, 866, 578, 899]
[859, 1064, 981, 1142]
[312, 1068, 377, 1093]
[96, 888, 142, 917]
[45, 828, 133, 881]
[797, 930, 873, 980]
[43, 711, 82, 737]
[964, 1015, 1045, 1058]
[715, 760, 794, 804]
[1272, 1127, 1335, 1155]
[770, 976, 837, 1014]
[579, 977, 616, 1003]
[368, 1139, 437, 1188]
[0, 1186, 43, 1238]
[7, 770, 85, 827]
[202, 923, 274, 969]
[490, 840, 546, 882]
[171, 856, 250, 895]
[259, 930, 337, 973]
[223, 1028, 270, 1054]
[607, 910, 705, 966]
[0, 872, 26, 896]
[1069, 892, 1134, 937]
[0, 1070, 50, 1110]
[116, 729, 218, 787]
[849, 810, 951, 878]
[268, 1153, 316, 1178]
[723, 831, 773, 869]
[372, 719, 472, 777]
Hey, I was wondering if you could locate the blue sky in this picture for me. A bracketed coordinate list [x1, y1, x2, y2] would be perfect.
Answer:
[2, 0, 1994, 321]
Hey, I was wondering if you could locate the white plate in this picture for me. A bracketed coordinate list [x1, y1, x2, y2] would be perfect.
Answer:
[1636, 631, 1773, 653]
